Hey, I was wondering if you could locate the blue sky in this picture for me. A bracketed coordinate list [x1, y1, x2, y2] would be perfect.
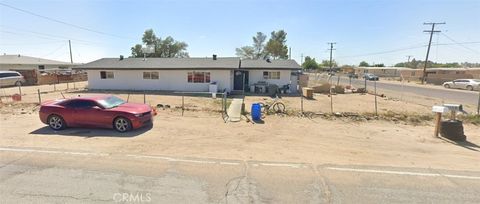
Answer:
[1, 0, 479, 65]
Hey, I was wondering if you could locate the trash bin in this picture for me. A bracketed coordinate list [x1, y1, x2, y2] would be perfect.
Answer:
[209, 82, 218, 93]
[251, 103, 262, 121]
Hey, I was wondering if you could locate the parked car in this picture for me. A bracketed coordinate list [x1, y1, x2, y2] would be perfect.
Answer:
[0, 71, 26, 87]
[39, 95, 153, 132]
[443, 79, 480, 91]
[347, 73, 359, 79]
[363, 73, 379, 81]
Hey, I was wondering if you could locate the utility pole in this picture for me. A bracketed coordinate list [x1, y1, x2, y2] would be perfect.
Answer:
[300, 53, 304, 65]
[289, 47, 292, 60]
[421, 22, 445, 84]
[68, 40, 73, 64]
[327, 42, 336, 73]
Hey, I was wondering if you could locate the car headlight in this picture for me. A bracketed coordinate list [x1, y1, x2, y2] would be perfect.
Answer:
[134, 113, 143, 117]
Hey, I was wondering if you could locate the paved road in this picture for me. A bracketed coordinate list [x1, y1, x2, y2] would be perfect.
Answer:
[1, 147, 480, 203]
[335, 77, 480, 106]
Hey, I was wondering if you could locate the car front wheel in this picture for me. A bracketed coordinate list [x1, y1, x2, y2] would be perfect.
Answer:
[114, 117, 132, 132]
[48, 114, 66, 130]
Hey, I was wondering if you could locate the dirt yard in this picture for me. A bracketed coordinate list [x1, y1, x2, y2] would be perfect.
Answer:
[1, 82, 479, 172]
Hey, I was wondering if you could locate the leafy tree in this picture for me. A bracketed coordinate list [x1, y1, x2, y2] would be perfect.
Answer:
[131, 29, 189, 58]
[252, 32, 267, 59]
[235, 32, 267, 59]
[302, 56, 319, 70]
[359, 61, 370, 67]
[373, 63, 385, 67]
[320, 60, 337, 68]
[235, 46, 255, 59]
[265, 30, 289, 59]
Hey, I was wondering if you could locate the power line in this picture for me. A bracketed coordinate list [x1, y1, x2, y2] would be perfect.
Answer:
[0, 2, 134, 40]
[0, 25, 107, 45]
[441, 33, 479, 54]
[41, 43, 66, 57]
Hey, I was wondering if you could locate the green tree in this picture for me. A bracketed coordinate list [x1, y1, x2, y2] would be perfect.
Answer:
[252, 32, 267, 59]
[235, 32, 267, 59]
[235, 46, 255, 59]
[265, 30, 288, 59]
[302, 56, 319, 70]
[359, 61, 370, 67]
[320, 60, 337, 68]
[131, 29, 189, 58]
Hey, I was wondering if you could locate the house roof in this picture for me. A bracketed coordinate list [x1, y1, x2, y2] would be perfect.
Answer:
[0, 54, 72, 65]
[73, 57, 241, 70]
[241, 59, 301, 70]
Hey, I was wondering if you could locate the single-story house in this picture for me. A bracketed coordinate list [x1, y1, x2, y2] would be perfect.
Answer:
[399, 68, 480, 85]
[0, 54, 85, 85]
[73, 56, 301, 93]
[0, 54, 74, 71]
[354, 67, 412, 77]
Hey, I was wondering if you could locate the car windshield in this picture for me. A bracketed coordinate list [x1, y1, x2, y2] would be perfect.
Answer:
[472, 79, 480, 82]
[97, 96, 126, 109]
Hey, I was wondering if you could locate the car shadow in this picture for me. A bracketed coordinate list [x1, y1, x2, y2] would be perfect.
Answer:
[29, 124, 153, 138]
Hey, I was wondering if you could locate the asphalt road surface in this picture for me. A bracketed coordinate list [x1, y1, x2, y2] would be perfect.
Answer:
[336, 77, 480, 106]
[1, 147, 480, 203]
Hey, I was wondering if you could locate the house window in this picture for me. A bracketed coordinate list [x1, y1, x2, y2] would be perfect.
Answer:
[100, 71, 114, 79]
[263, 71, 280, 79]
[187, 72, 210, 83]
[143, 72, 159, 79]
[38, 65, 45, 70]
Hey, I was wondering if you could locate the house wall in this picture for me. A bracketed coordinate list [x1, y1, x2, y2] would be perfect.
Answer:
[400, 69, 480, 84]
[355, 68, 404, 77]
[87, 69, 233, 92]
[247, 69, 297, 93]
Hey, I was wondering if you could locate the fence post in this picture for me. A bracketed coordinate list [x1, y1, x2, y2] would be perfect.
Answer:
[477, 88, 480, 115]
[127, 93, 130, 102]
[73, 82, 76, 90]
[337, 76, 340, 86]
[364, 78, 367, 91]
[182, 94, 185, 116]
[330, 86, 334, 113]
[37, 89, 41, 104]
[301, 92, 304, 114]
[143, 91, 146, 104]
[18, 84, 22, 95]
[374, 80, 378, 116]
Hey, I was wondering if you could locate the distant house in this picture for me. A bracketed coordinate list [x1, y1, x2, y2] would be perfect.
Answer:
[0, 54, 84, 85]
[399, 68, 480, 84]
[355, 67, 412, 77]
[73, 56, 301, 93]
[0, 54, 73, 71]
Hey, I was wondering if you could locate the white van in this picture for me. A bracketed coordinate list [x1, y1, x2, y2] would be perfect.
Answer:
[0, 71, 26, 87]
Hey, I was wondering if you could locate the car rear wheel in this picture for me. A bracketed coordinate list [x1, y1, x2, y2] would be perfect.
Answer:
[48, 114, 66, 130]
[114, 117, 132, 132]
[444, 84, 450, 88]
[466, 85, 474, 91]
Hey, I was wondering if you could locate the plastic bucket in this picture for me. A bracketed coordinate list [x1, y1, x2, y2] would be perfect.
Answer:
[251, 103, 262, 121]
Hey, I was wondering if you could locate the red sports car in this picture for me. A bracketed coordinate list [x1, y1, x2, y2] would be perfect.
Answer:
[39, 95, 153, 132]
